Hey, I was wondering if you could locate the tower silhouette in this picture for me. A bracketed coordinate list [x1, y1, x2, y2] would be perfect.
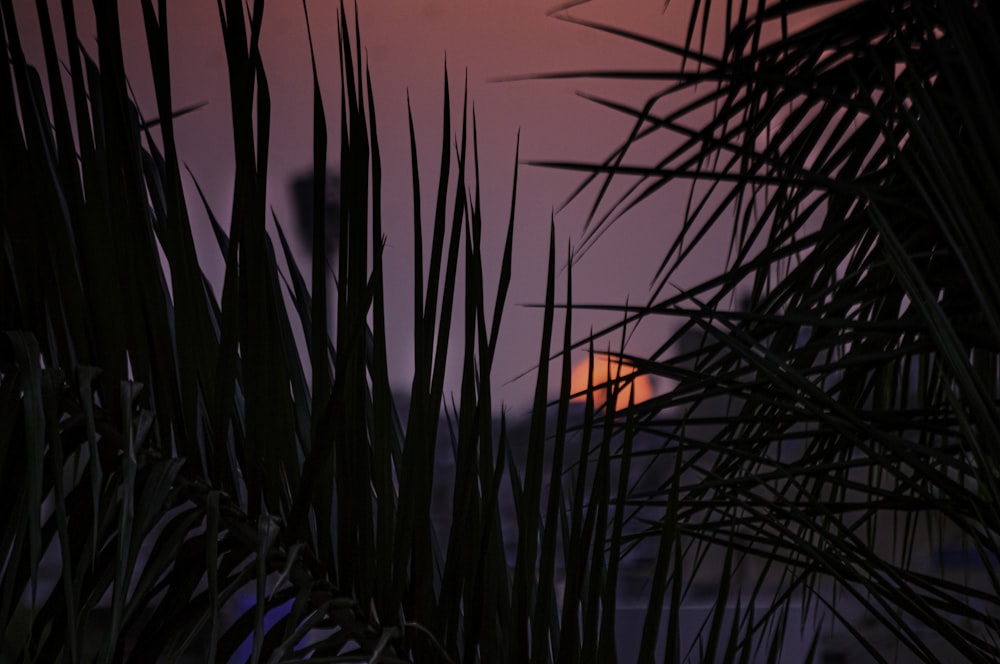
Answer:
[291, 170, 341, 256]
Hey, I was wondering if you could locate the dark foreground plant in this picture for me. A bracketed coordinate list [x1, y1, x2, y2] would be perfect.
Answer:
[4, 0, 999, 662]
[1, 0, 563, 660]
[529, 0, 1000, 661]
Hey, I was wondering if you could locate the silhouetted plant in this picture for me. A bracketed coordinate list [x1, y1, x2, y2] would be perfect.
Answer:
[3, 1, 998, 662]
[530, 0, 1000, 661]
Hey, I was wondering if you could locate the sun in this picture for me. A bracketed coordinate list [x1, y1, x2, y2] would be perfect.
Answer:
[569, 353, 653, 411]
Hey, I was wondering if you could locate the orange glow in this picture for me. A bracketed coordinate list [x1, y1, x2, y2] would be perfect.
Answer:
[569, 354, 652, 411]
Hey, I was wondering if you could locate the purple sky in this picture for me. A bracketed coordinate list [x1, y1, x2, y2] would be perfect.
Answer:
[17, 1, 740, 411]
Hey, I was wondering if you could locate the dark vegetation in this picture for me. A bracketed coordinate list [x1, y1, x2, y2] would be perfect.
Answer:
[2, 0, 999, 661]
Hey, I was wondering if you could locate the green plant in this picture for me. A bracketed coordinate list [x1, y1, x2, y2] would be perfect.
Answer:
[1, 0, 645, 660]
[4, 0, 999, 662]
[530, 0, 1000, 661]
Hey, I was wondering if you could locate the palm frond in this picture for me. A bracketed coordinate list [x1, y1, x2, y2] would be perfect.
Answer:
[546, 1, 1000, 660]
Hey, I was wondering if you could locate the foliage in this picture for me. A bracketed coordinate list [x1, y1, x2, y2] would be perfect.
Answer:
[532, 0, 1000, 661]
[0, 0, 531, 660]
[2, 0, 999, 662]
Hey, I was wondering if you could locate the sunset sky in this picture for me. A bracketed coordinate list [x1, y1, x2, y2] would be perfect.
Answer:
[16, 1, 733, 411]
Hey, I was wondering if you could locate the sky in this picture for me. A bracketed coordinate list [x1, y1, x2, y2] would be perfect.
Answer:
[15, 0, 733, 412]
